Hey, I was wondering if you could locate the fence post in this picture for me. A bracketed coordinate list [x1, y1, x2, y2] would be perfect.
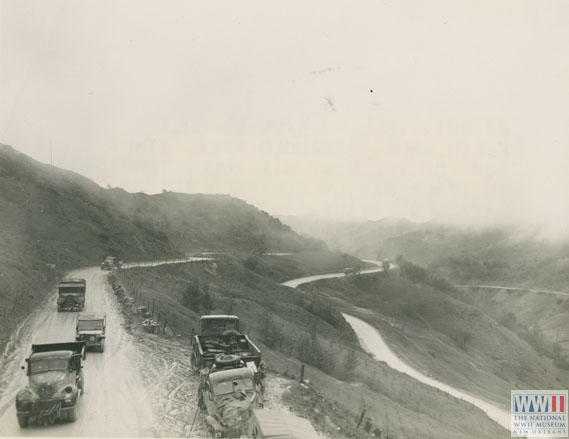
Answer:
[356, 409, 366, 429]
[300, 364, 305, 383]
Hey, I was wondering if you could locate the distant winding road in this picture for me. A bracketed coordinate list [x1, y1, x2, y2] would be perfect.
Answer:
[282, 261, 511, 431]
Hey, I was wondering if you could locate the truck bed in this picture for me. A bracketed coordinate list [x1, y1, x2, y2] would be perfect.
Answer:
[193, 334, 261, 369]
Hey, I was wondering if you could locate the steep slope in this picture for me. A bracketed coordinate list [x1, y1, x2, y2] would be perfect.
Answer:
[0, 143, 321, 350]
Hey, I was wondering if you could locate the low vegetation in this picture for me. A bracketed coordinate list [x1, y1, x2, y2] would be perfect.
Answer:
[113, 255, 508, 439]
[306, 260, 569, 407]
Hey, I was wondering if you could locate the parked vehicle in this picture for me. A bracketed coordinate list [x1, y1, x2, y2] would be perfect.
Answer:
[382, 259, 391, 270]
[191, 315, 262, 373]
[15, 342, 86, 427]
[100, 256, 122, 270]
[247, 409, 319, 438]
[57, 279, 86, 312]
[76, 312, 106, 352]
[198, 356, 263, 438]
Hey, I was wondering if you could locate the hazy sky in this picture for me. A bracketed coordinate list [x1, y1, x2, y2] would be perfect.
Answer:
[1, 1, 568, 232]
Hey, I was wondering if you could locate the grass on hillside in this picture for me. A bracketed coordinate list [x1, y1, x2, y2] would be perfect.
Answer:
[305, 260, 569, 407]
[112, 254, 508, 439]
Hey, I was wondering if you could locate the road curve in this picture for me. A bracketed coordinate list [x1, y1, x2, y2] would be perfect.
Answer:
[282, 260, 511, 431]
[0, 267, 156, 437]
[342, 313, 510, 429]
[281, 259, 385, 288]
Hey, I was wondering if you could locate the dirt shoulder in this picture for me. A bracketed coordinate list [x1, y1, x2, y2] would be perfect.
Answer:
[107, 272, 334, 438]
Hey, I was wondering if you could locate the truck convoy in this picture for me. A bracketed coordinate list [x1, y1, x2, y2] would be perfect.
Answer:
[56, 279, 86, 312]
[15, 342, 86, 427]
[193, 315, 265, 438]
[76, 312, 106, 352]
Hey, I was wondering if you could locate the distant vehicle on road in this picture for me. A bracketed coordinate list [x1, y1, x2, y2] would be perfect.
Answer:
[247, 408, 319, 438]
[16, 342, 86, 427]
[57, 279, 86, 312]
[343, 267, 361, 275]
[101, 256, 122, 270]
[76, 312, 106, 352]
[382, 259, 391, 270]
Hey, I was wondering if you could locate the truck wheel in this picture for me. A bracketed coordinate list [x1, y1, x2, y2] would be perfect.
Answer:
[191, 353, 199, 373]
[67, 407, 77, 422]
[17, 415, 29, 428]
[215, 354, 240, 368]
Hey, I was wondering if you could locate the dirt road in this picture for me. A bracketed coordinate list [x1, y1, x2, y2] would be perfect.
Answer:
[0, 267, 157, 437]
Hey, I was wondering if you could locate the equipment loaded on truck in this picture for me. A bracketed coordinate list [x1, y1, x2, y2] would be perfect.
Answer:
[193, 315, 265, 438]
[15, 342, 86, 427]
[191, 315, 263, 374]
[57, 278, 86, 312]
[199, 359, 264, 438]
[76, 312, 106, 352]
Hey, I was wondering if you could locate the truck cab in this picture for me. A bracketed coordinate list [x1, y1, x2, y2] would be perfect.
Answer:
[16, 342, 86, 427]
[56, 279, 86, 312]
[76, 312, 106, 352]
[199, 315, 240, 335]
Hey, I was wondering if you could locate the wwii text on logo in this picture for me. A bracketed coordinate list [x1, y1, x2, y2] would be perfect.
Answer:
[511, 390, 568, 438]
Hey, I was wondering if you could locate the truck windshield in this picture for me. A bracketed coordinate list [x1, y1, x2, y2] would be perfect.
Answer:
[30, 359, 68, 374]
[77, 320, 103, 330]
[201, 320, 239, 334]
[213, 377, 254, 396]
[59, 287, 84, 294]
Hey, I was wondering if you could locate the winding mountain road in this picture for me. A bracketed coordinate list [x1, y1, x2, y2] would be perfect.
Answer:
[282, 261, 511, 431]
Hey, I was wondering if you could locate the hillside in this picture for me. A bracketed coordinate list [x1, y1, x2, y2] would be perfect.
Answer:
[0, 143, 323, 350]
[303, 261, 569, 408]
[110, 256, 508, 439]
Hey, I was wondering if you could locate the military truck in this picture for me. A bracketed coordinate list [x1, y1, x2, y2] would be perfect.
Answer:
[382, 259, 391, 270]
[15, 342, 86, 427]
[101, 256, 121, 270]
[247, 409, 319, 438]
[198, 356, 263, 438]
[76, 312, 106, 352]
[191, 315, 262, 373]
[57, 279, 86, 312]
